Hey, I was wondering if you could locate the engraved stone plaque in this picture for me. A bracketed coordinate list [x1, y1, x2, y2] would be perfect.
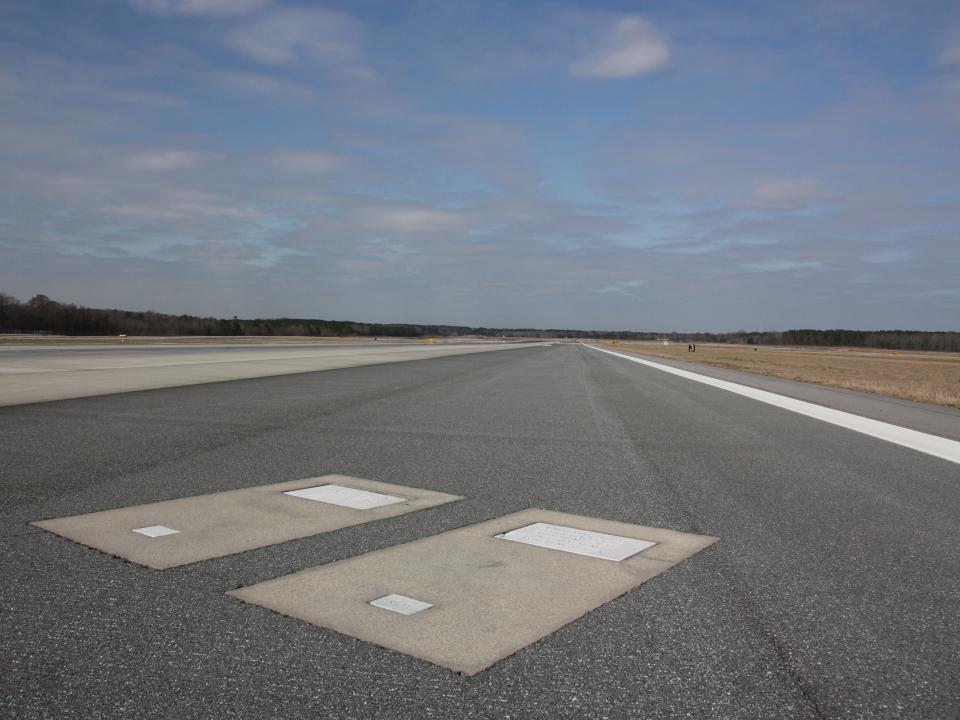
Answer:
[496, 522, 655, 561]
[283, 484, 405, 510]
[131, 525, 180, 538]
[369, 594, 433, 616]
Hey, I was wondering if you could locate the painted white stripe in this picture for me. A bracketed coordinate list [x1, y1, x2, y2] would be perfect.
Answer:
[585, 344, 960, 466]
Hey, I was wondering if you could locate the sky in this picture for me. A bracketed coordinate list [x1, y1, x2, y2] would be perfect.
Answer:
[1, 0, 959, 331]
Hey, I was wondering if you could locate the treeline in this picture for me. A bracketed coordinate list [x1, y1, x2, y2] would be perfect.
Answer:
[2, 293, 959, 351]
[459, 327, 960, 351]
[781, 329, 960, 352]
[0, 294, 478, 338]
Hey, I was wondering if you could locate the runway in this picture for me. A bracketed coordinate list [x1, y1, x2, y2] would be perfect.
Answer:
[1, 343, 957, 718]
[0, 341, 540, 406]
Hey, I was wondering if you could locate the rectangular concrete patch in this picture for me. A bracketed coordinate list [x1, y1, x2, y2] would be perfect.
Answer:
[32, 475, 462, 569]
[228, 509, 718, 675]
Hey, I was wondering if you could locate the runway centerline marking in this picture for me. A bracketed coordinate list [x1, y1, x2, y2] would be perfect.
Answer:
[586, 344, 960, 466]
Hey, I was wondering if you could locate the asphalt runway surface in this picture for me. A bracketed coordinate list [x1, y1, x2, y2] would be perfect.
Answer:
[2, 343, 958, 719]
[0, 341, 538, 406]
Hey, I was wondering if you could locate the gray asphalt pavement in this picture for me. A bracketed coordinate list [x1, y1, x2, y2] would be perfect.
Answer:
[2, 344, 958, 719]
[0, 341, 539, 406]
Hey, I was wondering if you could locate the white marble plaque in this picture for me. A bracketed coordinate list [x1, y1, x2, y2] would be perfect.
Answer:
[496, 522, 655, 561]
[132, 525, 180, 538]
[369, 594, 433, 615]
[283, 484, 405, 509]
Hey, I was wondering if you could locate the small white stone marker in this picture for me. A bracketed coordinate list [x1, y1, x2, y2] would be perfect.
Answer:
[131, 525, 180, 538]
[369, 594, 433, 616]
[496, 522, 655, 561]
[283, 484, 405, 510]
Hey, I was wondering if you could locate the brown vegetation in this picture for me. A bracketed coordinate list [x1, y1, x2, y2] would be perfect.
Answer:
[609, 341, 960, 409]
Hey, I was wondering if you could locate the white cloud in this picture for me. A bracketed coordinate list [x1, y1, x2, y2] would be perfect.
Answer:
[333, 64, 380, 83]
[101, 190, 261, 221]
[215, 71, 316, 102]
[289, 203, 470, 247]
[748, 178, 822, 208]
[266, 149, 341, 174]
[592, 279, 645, 294]
[570, 17, 669, 78]
[861, 247, 915, 264]
[360, 206, 467, 234]
[743, 259, 822, 273]
[940, 39, 960, 65]
[130, 0, 270, 17]
[103, 201, 259, 221]
[225, 8, 360, 66]
[0, 67, 17, 96]
[126, 150, 206, 171]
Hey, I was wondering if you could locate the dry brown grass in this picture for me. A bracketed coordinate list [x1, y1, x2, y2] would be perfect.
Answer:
[602, 341, 960, 409]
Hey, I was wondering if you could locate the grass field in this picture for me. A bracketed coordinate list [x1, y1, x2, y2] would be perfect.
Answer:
[604, 341, 960, 409]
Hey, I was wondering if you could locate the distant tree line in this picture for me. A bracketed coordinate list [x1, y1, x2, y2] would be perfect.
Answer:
[2, 293, 958, 351]
[0, 294, 478, 338]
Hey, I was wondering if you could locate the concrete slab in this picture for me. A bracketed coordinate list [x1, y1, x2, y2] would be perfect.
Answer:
[32, 476, 462, 569]
[228, 509, 718, 675]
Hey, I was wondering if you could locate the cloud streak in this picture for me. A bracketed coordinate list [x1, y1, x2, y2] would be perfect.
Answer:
[570, 16, 669, 78]
[1, 1, 958, 331]
[130, 0, 270, 17]
[224, 7, 362, 66]
[748, 178, 823, 208]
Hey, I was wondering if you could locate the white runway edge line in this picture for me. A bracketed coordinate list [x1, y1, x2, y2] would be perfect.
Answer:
[585, 344, 960, 466]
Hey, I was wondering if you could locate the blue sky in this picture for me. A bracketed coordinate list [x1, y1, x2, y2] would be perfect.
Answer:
[1, 0, 958, 330]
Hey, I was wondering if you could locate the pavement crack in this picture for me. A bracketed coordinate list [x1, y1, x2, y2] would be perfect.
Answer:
[0, 529, 43, 542]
